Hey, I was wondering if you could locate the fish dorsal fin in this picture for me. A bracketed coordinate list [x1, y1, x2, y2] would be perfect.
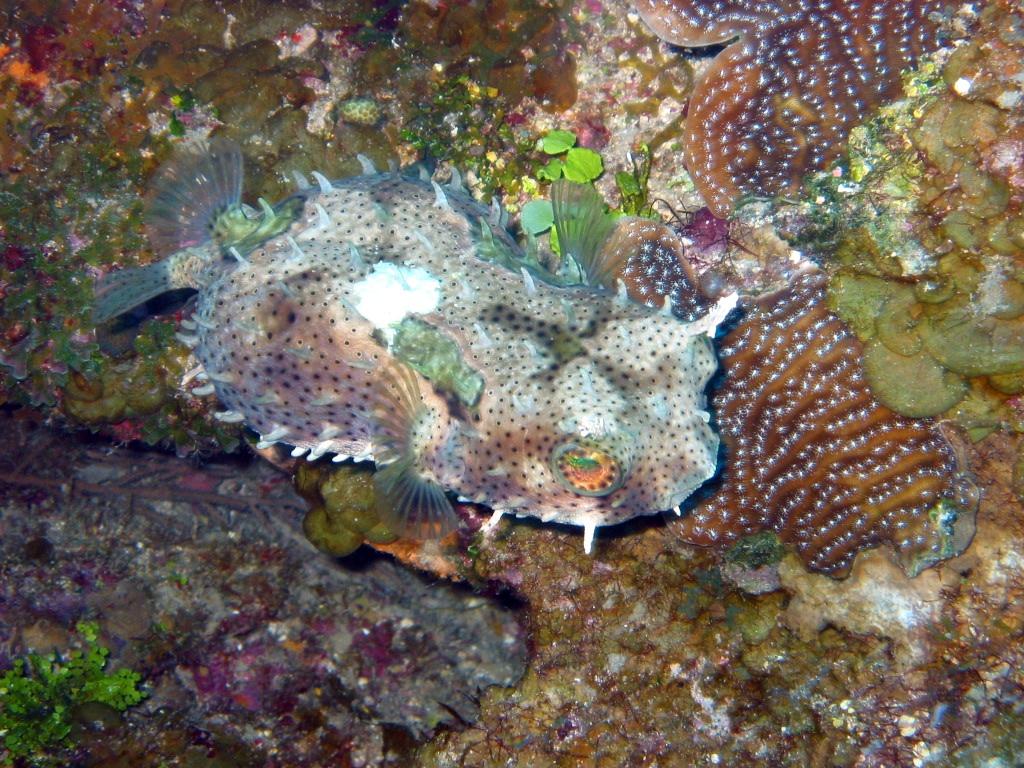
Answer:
[371, 363, 457, 540]
[144, 137, 243, 255]
[550, 179, 617, 289]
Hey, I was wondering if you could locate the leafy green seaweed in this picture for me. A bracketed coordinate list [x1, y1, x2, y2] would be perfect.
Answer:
[0, 621, 147, 765]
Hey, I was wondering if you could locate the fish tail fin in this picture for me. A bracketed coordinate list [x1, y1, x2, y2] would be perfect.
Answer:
[144, 136, 244, 255]
[91, 260, 175, 324]
[371, 363, 457, 540]
[550, 179, 618, 288]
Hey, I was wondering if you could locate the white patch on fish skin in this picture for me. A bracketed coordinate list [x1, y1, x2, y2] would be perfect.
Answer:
[350, 262, 442, 344]
[512, 393, 535, 415]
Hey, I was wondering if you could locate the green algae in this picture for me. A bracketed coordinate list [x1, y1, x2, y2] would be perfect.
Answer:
[725, 592, 784, 645]
[0, 106, 143, 409]
[294, 463, 396, 557]
[399, 74, 536, 201]
[826, 273, 903, 340]
[948, 382, 1023, 442]
[0, 621, 147, 766]
[215, 196, 306, 256]
[391, 318, 484, 407]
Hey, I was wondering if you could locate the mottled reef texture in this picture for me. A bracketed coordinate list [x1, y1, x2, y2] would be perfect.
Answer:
[0, 412, 526, 766]
[423, 429, 1024, 767]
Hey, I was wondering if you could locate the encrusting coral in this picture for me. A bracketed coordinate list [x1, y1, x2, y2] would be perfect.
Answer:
[293, 462, 396, 557]
[631, 0, 954, 217]
[682, 273, 976, 576]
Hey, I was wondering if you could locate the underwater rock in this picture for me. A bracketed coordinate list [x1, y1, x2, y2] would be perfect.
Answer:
[631, 0, 952, 216]
[0, 412, 527, 761]
[779, 548, 946, 668]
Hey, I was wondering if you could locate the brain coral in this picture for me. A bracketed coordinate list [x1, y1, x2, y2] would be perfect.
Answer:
[678, 273, 976, 576]
[632, 0, 951, 216]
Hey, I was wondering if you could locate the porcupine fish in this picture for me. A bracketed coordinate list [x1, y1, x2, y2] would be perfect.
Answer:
[93, 139, 736, 552]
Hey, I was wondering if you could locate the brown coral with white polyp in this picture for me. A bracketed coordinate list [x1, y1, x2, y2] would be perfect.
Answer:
[632, 0, 950, 216]
[609, 222, 976, 576]
[678, 273, 976, 576]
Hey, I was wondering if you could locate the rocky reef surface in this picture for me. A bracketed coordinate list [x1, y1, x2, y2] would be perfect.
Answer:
[1, 0, 1023, 765]
[0, 410, 526, 766]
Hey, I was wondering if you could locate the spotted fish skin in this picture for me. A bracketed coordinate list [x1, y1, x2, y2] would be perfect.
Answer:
[98, 144, 730, 550]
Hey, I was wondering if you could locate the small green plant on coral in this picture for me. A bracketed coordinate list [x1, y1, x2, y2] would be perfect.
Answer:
[0, 621, 147, 766]
[614, 144, 653, 216]
[521, 132, 654, 254]
[535, 129, 603, 184]
[167, 88, 198, 137]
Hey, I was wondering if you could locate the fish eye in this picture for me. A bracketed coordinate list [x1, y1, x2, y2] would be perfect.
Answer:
[551, 440, 624, 497]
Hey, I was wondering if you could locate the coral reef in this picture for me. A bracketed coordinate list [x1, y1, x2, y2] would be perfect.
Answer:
[631, 0, 953, 216]
[338, 96, 382, 126]
[2, 1, 1023, 766]
[671, 273, 977, 577]
[393, 0, 577, 200]
[397, 0, 576, 111]
[424, 434, 1024, 766]
[786, 0, 1024, 437]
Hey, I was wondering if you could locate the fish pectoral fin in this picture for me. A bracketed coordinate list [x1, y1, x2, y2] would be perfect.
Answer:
[374, 458, 456, 540]
[550, 179, 617, 289]
[371, 363, 457, 540]
[144, 136, 244, 255]
[92, 261, 174, 324]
